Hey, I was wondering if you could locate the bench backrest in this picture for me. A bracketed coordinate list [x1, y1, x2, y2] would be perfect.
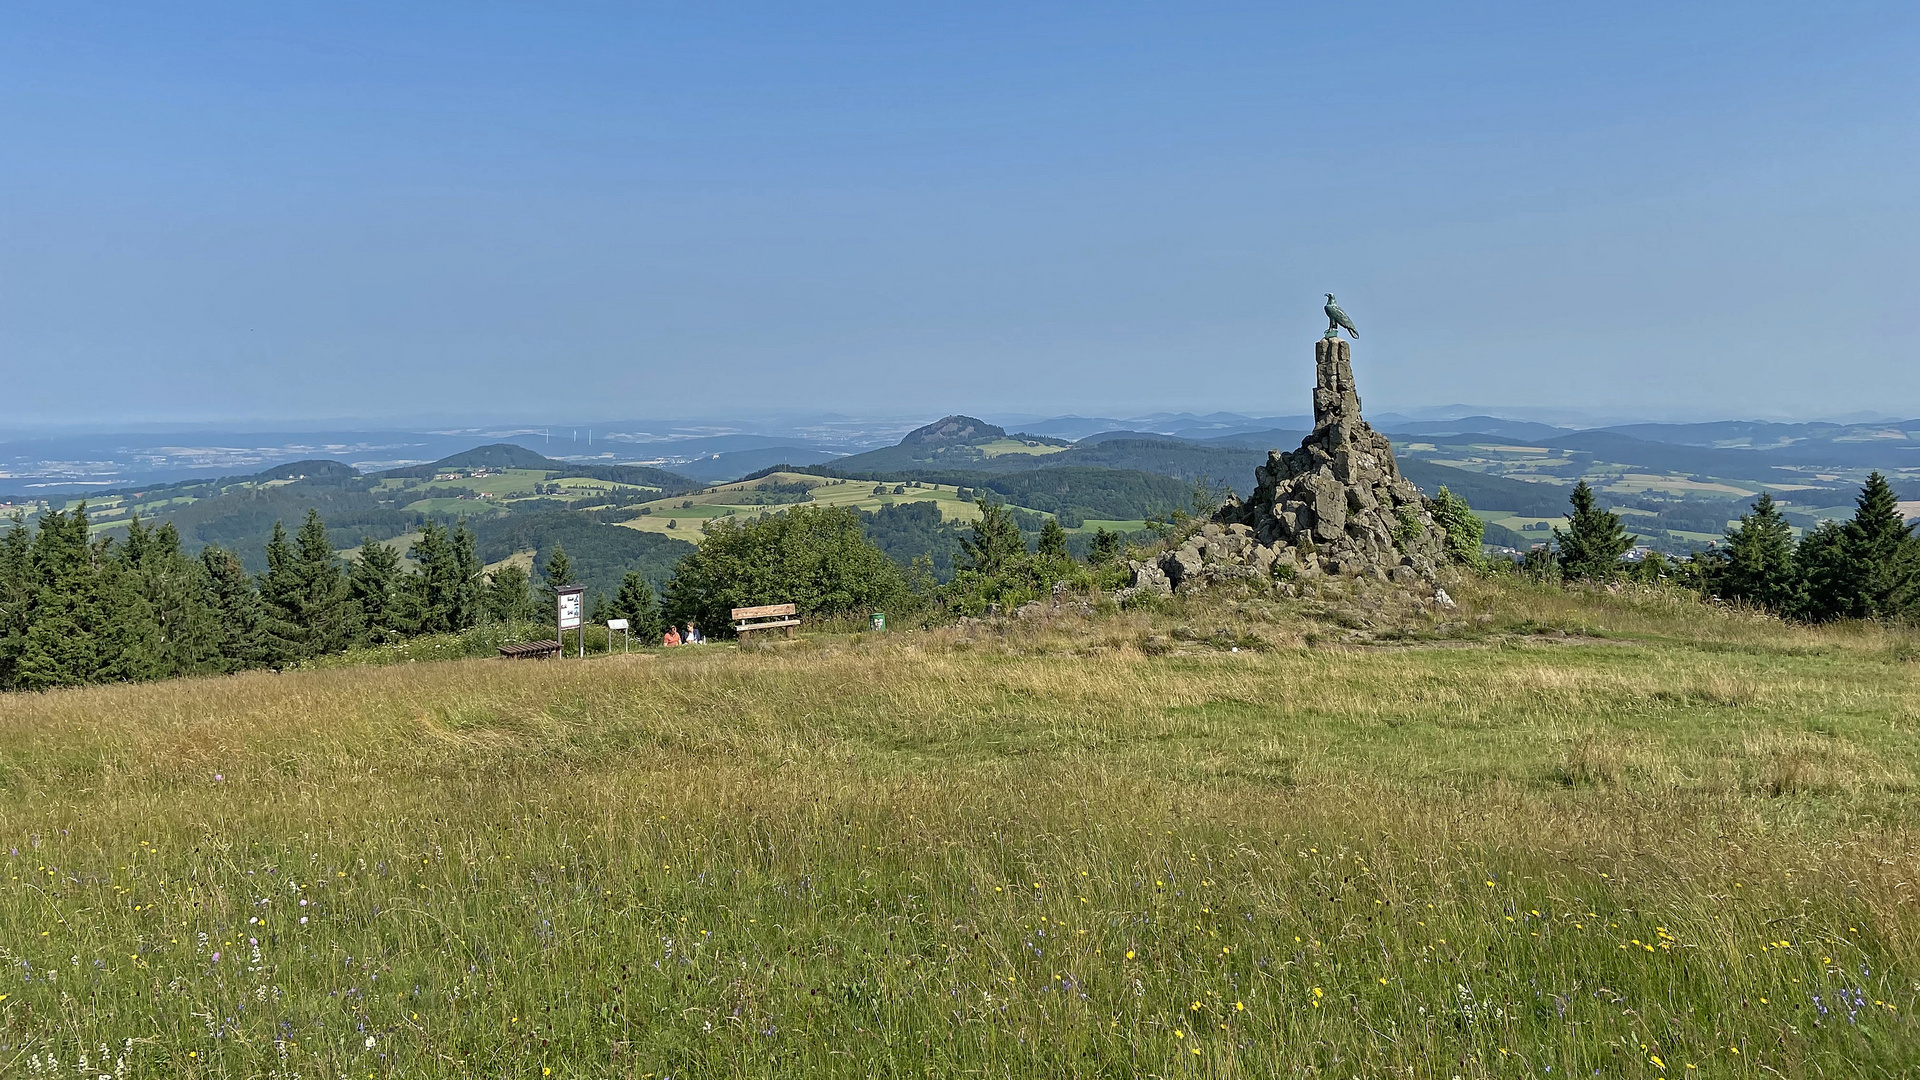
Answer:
[731, 603, 797, 620]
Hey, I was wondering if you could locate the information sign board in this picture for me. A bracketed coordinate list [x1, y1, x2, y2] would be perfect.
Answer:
[557, 586, 585, 631]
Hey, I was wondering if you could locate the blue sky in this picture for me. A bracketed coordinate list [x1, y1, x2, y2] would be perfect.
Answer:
[2, 2, 1916, 425]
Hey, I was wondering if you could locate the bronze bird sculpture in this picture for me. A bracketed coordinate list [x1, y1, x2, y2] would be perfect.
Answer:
[1324, 294, 1357, 339]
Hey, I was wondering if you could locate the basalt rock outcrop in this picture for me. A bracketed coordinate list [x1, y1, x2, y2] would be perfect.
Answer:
[1124, 338, 1449, 597]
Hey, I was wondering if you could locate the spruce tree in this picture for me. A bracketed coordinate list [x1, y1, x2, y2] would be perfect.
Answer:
[610, 570, 664, 639]
[349, 538, 404, 640]
[1553, 481, 1635, 581]
[293, 510, 362, 654]
[10, 504, 163, 688]
[260, 520, 297, 613]
[89, 553, 164, 684]
[122, 519, 226, 676]
[483, 563, 539, 623]
[542, 544, 575, 599]
[1721, 493, 1798, 612]
[450, 519, 481, 631]
[1841, 472, 1916, 618]
[1794, 521, 1852, 621]
[959, 501, 1024, 577]
[1087, 528, 1123, 566]
[260, 511, 361, 657]
[408, 521, 465, 634]
[14, 505, 101, 689]
[1036, 518, 1070, 561]
[0, 514, 33, 688]
[203, 545, 293, 668]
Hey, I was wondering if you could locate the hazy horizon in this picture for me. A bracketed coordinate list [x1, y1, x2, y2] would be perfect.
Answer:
[4, 4, 1917, 425]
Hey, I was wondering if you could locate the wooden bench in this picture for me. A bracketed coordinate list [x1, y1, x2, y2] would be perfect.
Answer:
[498, 639, 563, 660]
[732, 603, 799, 640]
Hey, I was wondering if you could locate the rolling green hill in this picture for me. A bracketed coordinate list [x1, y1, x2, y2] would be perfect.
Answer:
[47, 444, 699, 574]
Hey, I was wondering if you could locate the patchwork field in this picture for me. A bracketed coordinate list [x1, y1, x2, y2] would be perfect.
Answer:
[615, 471, 1146, 539]
[1, 578, 1917, 1076]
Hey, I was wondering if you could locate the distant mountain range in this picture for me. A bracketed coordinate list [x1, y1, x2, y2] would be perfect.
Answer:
[9, 410, 1920, 527]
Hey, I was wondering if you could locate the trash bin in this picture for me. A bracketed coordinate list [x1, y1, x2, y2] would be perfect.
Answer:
[869, 612, 886, 631]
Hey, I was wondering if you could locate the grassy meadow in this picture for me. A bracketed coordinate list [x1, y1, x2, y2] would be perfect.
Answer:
[1, 577, 1918, 1076]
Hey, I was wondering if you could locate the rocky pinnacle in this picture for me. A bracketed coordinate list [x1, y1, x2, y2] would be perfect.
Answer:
[1122, 337, 1448, 598]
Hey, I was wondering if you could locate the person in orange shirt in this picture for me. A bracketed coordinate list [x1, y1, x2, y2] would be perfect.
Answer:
[662, 626, 681, 647]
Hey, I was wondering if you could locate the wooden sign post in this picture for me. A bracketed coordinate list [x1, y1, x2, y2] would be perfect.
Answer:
[606, 617, 629, 654]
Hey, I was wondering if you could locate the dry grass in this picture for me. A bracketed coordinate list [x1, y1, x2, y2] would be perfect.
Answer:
[2, 576, 1918, 1075]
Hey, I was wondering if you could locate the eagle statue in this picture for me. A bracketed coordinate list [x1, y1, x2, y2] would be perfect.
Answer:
[1323, 294, 1357, 339]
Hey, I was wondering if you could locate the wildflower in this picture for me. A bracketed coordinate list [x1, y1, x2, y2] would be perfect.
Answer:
[1125, 950, 1135, 960]
[365, 1036, 377, 1050]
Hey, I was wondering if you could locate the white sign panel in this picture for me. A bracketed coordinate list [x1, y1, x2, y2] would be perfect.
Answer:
[557, 589, 584, 631]
[605, 618, 629, 631]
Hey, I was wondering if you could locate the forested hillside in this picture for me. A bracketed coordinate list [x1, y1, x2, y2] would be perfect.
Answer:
[471, 512, 692, 599]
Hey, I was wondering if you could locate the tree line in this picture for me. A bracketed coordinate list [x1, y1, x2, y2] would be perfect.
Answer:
[10, 473, 1910, 691]
[1522, 474, 1918, 621]
[0, 506, 566, 691]
[2, 492, 1139, 691]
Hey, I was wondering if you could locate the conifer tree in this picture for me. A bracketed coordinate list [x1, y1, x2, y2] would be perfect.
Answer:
[13, 504, 101, 688]
[1087, 528, 1123, 566]
[1841, 472, 1916, 618]
[450, 519, 481, 630]
[1553, 481, 1635, 581]
[122, 518, 226, 676]
[349, 538, 404, 640]
[610, 570, 663, 639]
[89, 552, 165, 684]
[260, 511, 361, 656]
[1721, 493, 1799, 612]
[1794, 521, 1852, 621]
[260, 519, 297, 607]
[483, 563, 539, 623]
[203, 544, 293, 668]
[0, 513, 33, 688]
[295, 510, 361, 653]
[960, 501, 1024, 577]
[408, 521, 468, 635]
[10, 504, 163, 689]
[542, 544, 575, 599]
[1036, 518, 1071, 561]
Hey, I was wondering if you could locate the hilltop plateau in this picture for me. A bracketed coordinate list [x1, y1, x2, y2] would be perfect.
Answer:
[2, 576, 1915, 1074]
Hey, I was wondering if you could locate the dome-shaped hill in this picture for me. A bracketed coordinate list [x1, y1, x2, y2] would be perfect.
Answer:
[899, 416, 1005, 447]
